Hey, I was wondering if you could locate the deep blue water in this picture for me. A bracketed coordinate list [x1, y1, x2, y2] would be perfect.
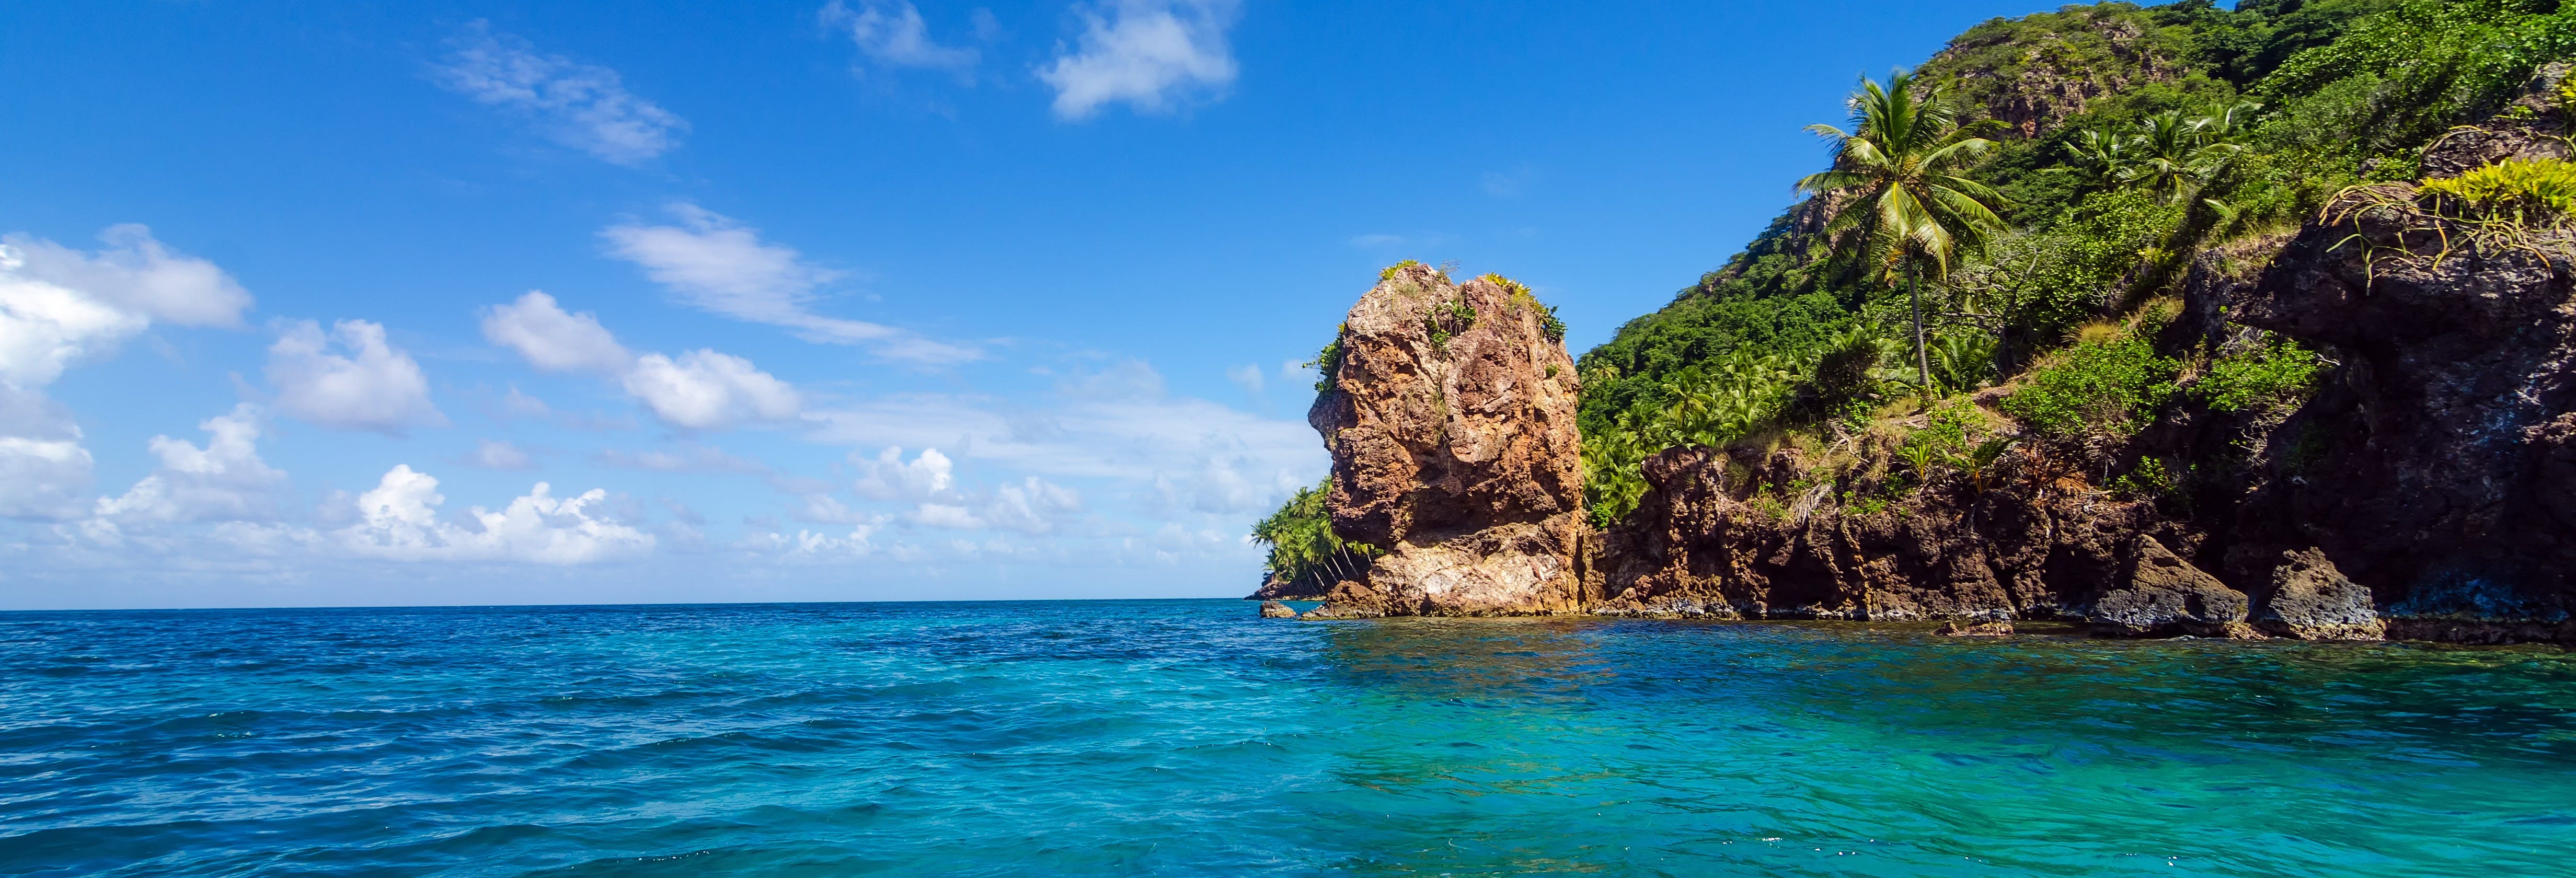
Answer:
[5, 600, 2574, 876]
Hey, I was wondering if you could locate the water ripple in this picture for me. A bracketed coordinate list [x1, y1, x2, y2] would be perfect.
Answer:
[3, 603, 2571, 876]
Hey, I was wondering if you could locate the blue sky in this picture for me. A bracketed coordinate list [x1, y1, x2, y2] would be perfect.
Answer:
[2, 0, 2041, 609]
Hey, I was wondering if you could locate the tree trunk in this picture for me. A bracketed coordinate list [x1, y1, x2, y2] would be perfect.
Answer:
[1910, 260, 1930, 389]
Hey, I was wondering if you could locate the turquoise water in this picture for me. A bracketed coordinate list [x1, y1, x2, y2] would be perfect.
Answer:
[5, 601, 2573, 876]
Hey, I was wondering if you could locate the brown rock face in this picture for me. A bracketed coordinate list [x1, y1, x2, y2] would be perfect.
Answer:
[2214, 118, 2576, 643]
[2253, 548, 2385, 641]
[1595, 444, 2182, 623]
[1306, 265, 1588, 616]
[2089, 536, 2255, 639]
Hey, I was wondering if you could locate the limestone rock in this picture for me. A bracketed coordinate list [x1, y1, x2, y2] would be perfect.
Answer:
[2090, 536, 2257, 638]
[2253, 548, 2385, 640]
[1257, 600, 1298, 619]
[1306, 264, 1586, 616]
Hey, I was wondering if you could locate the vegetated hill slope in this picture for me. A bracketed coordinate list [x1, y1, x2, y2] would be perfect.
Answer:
[1261, 0, 2576, 642]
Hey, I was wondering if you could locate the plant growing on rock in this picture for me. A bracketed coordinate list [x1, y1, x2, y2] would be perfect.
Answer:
[2000, 334, 2181, 443]
[2417, 157, 2576, 223]
[1306, 325, 1347, 392]
[2195, 336, 2325, 417]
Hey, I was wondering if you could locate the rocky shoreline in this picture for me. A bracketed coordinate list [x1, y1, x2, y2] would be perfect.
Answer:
[1259, 100, 2576, 648]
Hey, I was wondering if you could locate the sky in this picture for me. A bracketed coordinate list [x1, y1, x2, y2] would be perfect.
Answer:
[1, 0, 2050, 609]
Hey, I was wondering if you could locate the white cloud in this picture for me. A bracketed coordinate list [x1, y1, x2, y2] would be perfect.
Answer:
[0, 226, 252, 518]
[851, 446, 953, 500]
[822, 0, 979, 72]
[480, 291, 633, 374]
[479, 292, 803, 432]
[266, 319, 446, 433]
[1225, 363, 1264, 396]
[981, 476, 1082, 533]
[95, 404, 290, 525]
[1038, 0, 1240, 120]
[595, 443, 767, 473]
[621, 349, 801, 430]
[433, 22, 687, 165]
[601, 204, 976, 363]
[335, 464, 653, 564]
[907, 502, 984, 529]
[0, 432, 92, 520]
[463, 439, 536, 471]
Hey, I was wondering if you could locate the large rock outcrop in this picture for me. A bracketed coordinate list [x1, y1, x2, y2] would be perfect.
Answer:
[1305, 265, 1589, 616]
[2213, 172, 2576, 643]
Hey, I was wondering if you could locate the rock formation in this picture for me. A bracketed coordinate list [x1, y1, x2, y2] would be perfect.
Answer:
[1280, 71, 2576, 645]
[1304, 265, 1590, 617]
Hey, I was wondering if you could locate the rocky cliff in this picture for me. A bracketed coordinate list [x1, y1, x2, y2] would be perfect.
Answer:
[1296, 99, 2576, 644]
[1302, 265, 1591, 617]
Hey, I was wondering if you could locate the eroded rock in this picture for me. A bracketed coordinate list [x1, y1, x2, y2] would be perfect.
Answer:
[1258, 600, 1298, 619]
[2252, 548, 2384, 640]
[2090, 536, 2256, 638]
[1306, 265, 1588, 616]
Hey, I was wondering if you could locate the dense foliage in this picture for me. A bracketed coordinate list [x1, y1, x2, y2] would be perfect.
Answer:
[1248, 479, 1378, 594]
[1264, 0, 2576, 549]
[1567, 0, 2576, 524]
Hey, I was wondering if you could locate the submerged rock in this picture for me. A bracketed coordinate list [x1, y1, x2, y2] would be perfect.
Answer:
[1937, 619, 2015, 637]
[1258, 600, 1298, 619]
[1305, 265, 1589, 616]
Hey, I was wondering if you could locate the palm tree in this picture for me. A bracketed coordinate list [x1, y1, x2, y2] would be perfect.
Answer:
[1797, 71, 2007, 390]
[2118, 101, 2262, 204]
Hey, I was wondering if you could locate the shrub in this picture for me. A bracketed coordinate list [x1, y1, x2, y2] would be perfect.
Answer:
[1379, 259, 1425, 281]
[2418, 157, 2576, 222]
[2196, 337, 2325, 414]
[2000, 336, 2181, 440]
[1307, 326, 1347, 392]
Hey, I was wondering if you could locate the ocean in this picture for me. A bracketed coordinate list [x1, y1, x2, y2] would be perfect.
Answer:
[5, 599, 2571, 876]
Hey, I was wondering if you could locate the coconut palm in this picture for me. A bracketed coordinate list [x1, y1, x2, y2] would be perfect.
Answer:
[1797, 71, 2007, 389]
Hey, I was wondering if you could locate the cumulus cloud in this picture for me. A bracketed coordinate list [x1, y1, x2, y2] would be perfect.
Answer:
[622, 349, 802, 430]
[432, 22, 687, 165]
[94, 404, 290, 525]
[480, 291, 632, 374]
[851, 446, 953, 500]
[601, 204, 976, 363]
[822, 0, 980, 72]
[266, 319, 446, 433]
[981, 476, 1082, 533]
[334, 465, 653, 564]
[463, 439, 536, 471]
[0, 226, 252, 518]
[1038, 0, 1240, 120]
[479, 292, 803, 431]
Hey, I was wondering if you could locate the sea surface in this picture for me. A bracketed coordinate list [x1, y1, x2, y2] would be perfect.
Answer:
[5, 600, 2573, 876]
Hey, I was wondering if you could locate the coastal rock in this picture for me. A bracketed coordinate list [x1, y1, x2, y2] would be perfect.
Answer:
[1937, 620, 2015, 637]
[2252, 548, 2384, 640]
[1258, 600, 1298, 619]
[1307, 264, 1588, 616]
[2089, 536, 2255, 638]
[1594, 443, 2163, 624]
[2214, 105, 2576, 643]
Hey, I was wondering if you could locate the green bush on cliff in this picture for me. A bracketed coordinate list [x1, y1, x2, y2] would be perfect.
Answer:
[1307, 326, 1347, 392]
[2196, 336, 2325, 415]
[2000, 335, 2180, 441]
